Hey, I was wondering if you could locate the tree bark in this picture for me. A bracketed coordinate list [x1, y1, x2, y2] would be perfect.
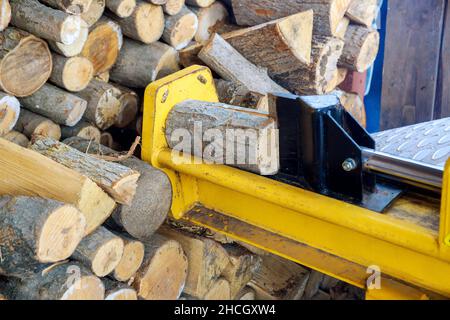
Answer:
[0, 196, 86, 277]
[0, 91, 19, 136]
[0, 138, 116, 235]
[106, 0, 136, 18]
[40, 0, 93, 15]
[215, 79, 267, 111]
[30, 137, 140, 205]
[190, 1, 228, 42]
[61, 137, 173, 241]
[110, 39, 179, 88]
[49, 53, 94, 92]
[163, 0, 184, 16]
[48, 19, 88, 58]
[111, 232, 145, 282]
[61, 120, 101, 142]
[19, 83, 87, 127]
[132, 234, 188, 300]
[14, 109, 61, 140]
[76, 79, 122, 130]
[2, 130, 28, 147]
[0, 0, 11, 32]
[81, 0, 105, 27]
[0, 27, 52, 97]
[162, 6, 198, 50]
[10, 0, 82, 45]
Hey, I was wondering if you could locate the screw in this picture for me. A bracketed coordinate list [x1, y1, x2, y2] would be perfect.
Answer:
[342, 158, 357, 172]
[197, 74, 207, 84]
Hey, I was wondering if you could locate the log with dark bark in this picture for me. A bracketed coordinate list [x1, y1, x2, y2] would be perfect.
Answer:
[104, 278, 138, 300]
[19, 83, 87, 127]
[61, 120, 101, 142]
[0, 196, 86, 277]
[215, 79, 267, 111]
[14, 109, 61, 140]
[162, 6, 198, 50]
[40, 0, 93, 14]
[0, 27, 52, 97]
[0, 91, 19, 136]
[49, 53, 94, 92]
[110, 83, 139, 128]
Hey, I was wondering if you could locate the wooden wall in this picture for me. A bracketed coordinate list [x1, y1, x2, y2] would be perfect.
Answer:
[380, 0, 448, 130]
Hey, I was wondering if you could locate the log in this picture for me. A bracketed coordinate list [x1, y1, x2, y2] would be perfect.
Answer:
[185, 0, 214, 7]
[1, 262, 105, 300]
[19, 83, 87, 127]
[2, 130, 28, 147]
[104, 278, 138, 300]
[0, 0, 11, 32]
[73, 226, 124, 277]
[335, 15, 350, 39]
[30, 137, 140, 205]
[95, 71, 110, 82]
[61, 137, 172, 240]
[110, 39, 179, 88]
[132, 234, 188, 300]
[166, 99, 279, 175]
[111, 83, 139, 128]
[0, 196, 86, 277]
[179, 42, 203, 67]
[81, 18, 123, 75]
[146, 0, 167, 4]
[163, 0, 184, 16]
[100, 131, 114, 147]
[215, 79, 267, 111]
[0, 91, 19, 136]
[221, 244, 261, 299]
[236, 286, 256, 300]
[203, 278, 231, 300]
[112, 233, 145, 282]
[40, 0, 93, 14]
[332, 89, 366, 127]
[226, 0, 351, 37]
[338, 24, 380, 72]
[162, 6, 198, 50]
[61, 120, 101, 142]
[81, 0, 106, 27]
[110, 0, 164, 44]
[0, 27, 52, 97]
[346, 0, 379, 27]
[198, 34, 287, 97]
[14, 109, 61, 140]
[190, 1, 228, 42]
[303, 270, 324, 299]
[10, 0, 82, 45]
[76, 79, 122, 130]
[48, 19, 89, 58]
[0, 138, 116, 235]
[324, 67, 348, 93]
[49, 53, 94, 92]
[159, 226, 229, 298]
[106, 0, 136, 18]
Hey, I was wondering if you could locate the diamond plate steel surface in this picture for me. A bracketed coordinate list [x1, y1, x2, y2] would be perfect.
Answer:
[373, 118, 450, 167]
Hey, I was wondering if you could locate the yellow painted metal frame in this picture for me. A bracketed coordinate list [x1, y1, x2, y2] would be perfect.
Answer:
[142, 65, 450, 299]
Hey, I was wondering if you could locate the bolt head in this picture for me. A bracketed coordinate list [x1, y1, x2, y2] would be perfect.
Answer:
[342, 158, 357, 172]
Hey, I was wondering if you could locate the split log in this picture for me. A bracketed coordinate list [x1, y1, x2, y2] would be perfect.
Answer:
[106, 0, 136, 18]
[159, 226, 229, 298]
[40, 0, 93, 14]
[49, 53, 94, 92]
[332, 89, 366, 127]
[338, 24, 380, 72]
[0, 138, 116, 235]
[324, 67, 348, 93]
[0, 27, 52, 97]
[76, 79, 122, 130]
[203, 278, 231, 300]
[14, 109, 61, 140]
[100, 131, 114, 147]
[30, 137, 140, 205]
[104, 278, 138, 300]
[61, 137, 172, 240]
[185, 0, 214, 7]
[222, 244, 261, 299]
[48, 19, 89, 58]
[73, 226, 124, 277]
[0, 196, 86, 277]
[162, 6, 198, 50]
[61, 120, 101, 142]
[112, 233, 145, 282]
[346, 0, 380, 27]
[133, 234, 188, 300]
[199, 34, 287, 97]
[215, 79, 269, 111]
[19, 83, 87, 127]
[165, 99, 280, 175]
[0, 0, 11, 32]
[81, 18, 123, 75]
[1, 262, 105, 300]
[10, 0, 82, 45]
[190, 2, 228, 43]
[81, 0, 106, 27]
[225, 0, 351, 38]
[110, 39, 179, 88]
[163, 0, 185, 15]
[335, 16, 350, 39]
[236, 287, 256, 300]
[0, 91, 19, 136]
[110, 0, 164, 44]
[2, 130, 28, 147]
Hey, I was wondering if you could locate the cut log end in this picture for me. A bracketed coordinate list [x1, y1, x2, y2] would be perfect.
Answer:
[49, 20, 89, 58]
[33, 121, 61, 141]
[91, 237, 124, 277]
[3, 131, 29, 147]
[193, 1, 228, 43]
[109, 0, 136, 18]
[109, 172, 140, 205]
[61, 275, 105, 300]
[60, 15, 82, 45]
[203, 279, 231, 300]
[62, 57, 94, 92]
[330, 0, 353, 34]
[81, 0, 106, 27]
[0, 94, 20, 136]
[356, 30, 380, 72]
[134, 3, 165, 44]
[163, 0, 184, 16]
[185, 0, 213, 8]
[115, 92, 138, 128]
[105, 287, 138, 300]
[0, 0, 11, 32]
[164, 8, 198, 50]
[113, 239, 145, 282]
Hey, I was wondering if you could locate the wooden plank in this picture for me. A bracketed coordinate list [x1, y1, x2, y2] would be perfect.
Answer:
[380, 0, 445, 130]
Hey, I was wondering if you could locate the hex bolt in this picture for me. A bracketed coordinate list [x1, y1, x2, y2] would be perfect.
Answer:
[342, 158, 357, 172]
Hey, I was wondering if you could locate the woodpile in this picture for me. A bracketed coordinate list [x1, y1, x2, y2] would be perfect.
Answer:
[0, 0, 377, 300]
